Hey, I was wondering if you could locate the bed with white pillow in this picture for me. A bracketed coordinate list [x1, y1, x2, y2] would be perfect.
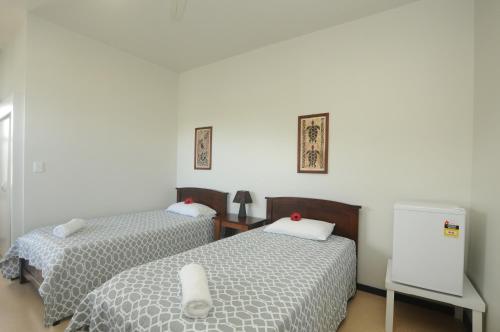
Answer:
[0, 187, 227, 326]
[66, 196, 361, 332]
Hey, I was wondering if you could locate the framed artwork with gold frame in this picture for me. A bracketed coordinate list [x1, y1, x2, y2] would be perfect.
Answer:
[194, 126, 212, 170]
[297, 113, 329, 173]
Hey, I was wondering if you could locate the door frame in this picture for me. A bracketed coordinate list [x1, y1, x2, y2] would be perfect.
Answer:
[0, 98, 13, 252]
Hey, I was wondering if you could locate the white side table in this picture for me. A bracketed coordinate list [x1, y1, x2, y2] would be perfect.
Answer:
[385, 259, 486, 332]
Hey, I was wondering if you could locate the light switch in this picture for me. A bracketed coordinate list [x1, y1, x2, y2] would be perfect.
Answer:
[33, 161, 46, 173]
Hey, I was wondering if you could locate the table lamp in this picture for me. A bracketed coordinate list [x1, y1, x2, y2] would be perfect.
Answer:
[233, 190, 252, 218]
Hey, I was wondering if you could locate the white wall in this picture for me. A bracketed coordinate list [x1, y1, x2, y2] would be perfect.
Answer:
[22, 16, 178, 231]
[468, 1, 500, 330]
[0, 51, 5, 100]
[0, 27, 23, 101]
[177, 0, 474, 288]
[0, 47, 12, 102]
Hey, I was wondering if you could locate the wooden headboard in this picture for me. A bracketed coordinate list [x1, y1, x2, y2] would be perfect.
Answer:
[176, 187, 228, 216]
[265, 196, 361, 247]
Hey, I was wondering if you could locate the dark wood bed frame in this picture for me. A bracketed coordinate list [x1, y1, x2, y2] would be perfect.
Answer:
[176, 187, 228, 216]
[265, 196, 361, 249]
[20, 187, 228, 291]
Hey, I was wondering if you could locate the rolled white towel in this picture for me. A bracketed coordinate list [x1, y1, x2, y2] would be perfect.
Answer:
[53, 218, 86, 238]
[179, 263, 213, 319]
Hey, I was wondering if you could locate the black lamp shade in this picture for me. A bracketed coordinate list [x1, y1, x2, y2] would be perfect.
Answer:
[233, 191, 252, 204]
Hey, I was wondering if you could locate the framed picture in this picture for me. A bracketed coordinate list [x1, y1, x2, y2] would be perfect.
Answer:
[297, 113, 329, 173]
[194, 126, 212, 170]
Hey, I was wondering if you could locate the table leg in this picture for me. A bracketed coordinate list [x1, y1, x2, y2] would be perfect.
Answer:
[454, 307, 463, 321]
[214, 218, 221, 240]
[472, 310, 483, 332]
[386, 289, 394, 332]
[19, 258, 27, 284]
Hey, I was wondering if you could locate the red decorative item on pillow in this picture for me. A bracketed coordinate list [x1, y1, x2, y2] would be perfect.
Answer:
[184, 197, 193, 204]
[290, 212, 302, 221]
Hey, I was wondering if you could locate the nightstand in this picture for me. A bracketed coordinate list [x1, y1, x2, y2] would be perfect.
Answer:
[214, 214, 266, 240]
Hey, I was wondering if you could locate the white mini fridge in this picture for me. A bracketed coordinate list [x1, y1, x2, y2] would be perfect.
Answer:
[392, 202, 466, 296]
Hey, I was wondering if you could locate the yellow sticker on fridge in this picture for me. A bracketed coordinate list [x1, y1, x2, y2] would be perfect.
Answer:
[444, 220, 460, 238]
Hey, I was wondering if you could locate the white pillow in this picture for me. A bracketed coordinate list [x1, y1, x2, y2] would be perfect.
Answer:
[264, 217, 335, 241]
[166, 202, 217, 218]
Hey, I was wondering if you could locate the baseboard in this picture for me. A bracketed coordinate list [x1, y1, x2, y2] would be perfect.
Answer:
[356, 283, 386, 297]
[356, 283, 472, 332]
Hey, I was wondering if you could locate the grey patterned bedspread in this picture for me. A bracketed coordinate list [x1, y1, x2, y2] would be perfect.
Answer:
[66, 228, 356, 332]
[0, 210, 214, 325]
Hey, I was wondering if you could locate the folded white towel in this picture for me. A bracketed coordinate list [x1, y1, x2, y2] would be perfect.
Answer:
[53, 218, 86, 238]
[179, 263, 213, 319]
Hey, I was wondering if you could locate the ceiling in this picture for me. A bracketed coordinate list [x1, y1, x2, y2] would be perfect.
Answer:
[25, 0, 418, 72]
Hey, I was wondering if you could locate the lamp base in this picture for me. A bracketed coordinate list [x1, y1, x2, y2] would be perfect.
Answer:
[238, 203, 247, 218]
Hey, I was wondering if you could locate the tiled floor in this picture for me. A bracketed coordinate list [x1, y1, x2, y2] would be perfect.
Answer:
[338, 290, 466, 332]
[0, 277, 466, 331]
